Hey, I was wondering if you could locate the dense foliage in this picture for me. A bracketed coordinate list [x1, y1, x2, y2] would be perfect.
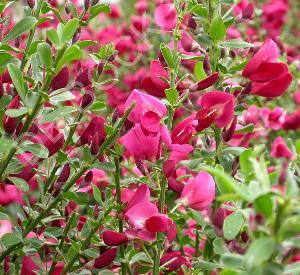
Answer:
[0, 0, 299, 274]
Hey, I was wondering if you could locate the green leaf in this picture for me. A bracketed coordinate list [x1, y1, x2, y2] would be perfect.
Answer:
[213, 238, 229, 255]
[160, 43, 174, 68]
[1, 233, 22, 247]
[201, 165, 250, 200]
[75, 40, 97, 49]
[37, 42, 52, 67]
[223, 211, 244, 240]
[5, 107, 28, 118]
[244, 237, 275, 268]
[44, 227, 63, 238]
[221, 253, 244, 269]
[284, 263, 300, 274]
[7, 63, 26, 104]
[20, 142, 49, 158]
[56, 45, 82, 72]
[90, 101, 106, 112]
[239, 149, 254, 174]
[89, 4, 111, 21]
[0, 94, 12, 109]
[92, 162, 115, 172]
[191, 4, 208, 17]
[194, 61, 206, 80]
[221, 39, 255, 49]
[47, 29, 60, 46]
[83, 248, 99, 258]
[2, 16, 37, 43]
[210, 15, 226, 42]
[235, 124, 254, 134]
[41, 106, 78, 123]
[165, 87, 178, 105]
[0, 137, 15, 154]
[0, 212, 10, 220]
[92, 184, 103, 205]
[254, 193, 274, 218]
[8, 177, 29, 192]
[59, 18, 79, 45]
[49, 89, 76, 104]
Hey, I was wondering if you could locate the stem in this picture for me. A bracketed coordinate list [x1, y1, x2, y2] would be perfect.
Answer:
[48, 213, 77, 275]
[114, 156, 126, 275]
[194, 225, 200, 257]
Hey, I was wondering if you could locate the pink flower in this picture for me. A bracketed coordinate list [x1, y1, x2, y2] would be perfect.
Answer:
[124, 185, 175, 241]
[196, 91, 235, 131]
[171, 114, 197, 145]
[270, 137, 293, 159]
[94, 248, 117, 269]
[125, 89, 167, 129]
[181, 171, 215, 211]
[261, 107, 285, 130]
[141, 60, 169, 97]
[0, 220, 12, 238]
[154, 3, 177, 31]
[30, 125, 64, 157]
[102, 230, 128, 246]
[51, 67, 69, 90]
[243, 105, 259, 125]
[242, 39, 292, 97]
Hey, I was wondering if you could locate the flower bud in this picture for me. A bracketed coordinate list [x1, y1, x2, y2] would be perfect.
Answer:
[81, 86, 94, 109]
[27, 0, 35, 9]
[72, 28, 82, 44]
[108, 54, 116, 62]
[188, 16, 197, 30]
[94, 248, 117, 269]
[242, 3, 254, 19]
[57, 164, 70, 183]
[84, 0, 90, 10]
[97, 61, 104, 75]
[92, 0, 99, 5]
[102, 230, 128, 246]
[203, 55, 211, 75]
[79, 171, 93, 188]
[51, 67, 69, 91]
[163, 160, 175, 178]
[65, 4, 70, 14]
[222, 116, 237, 142]
[189, 72, 219, 92]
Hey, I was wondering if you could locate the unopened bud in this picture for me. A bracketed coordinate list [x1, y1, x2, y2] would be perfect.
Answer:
[92, 0, 99, 5]
[108, 54, 116, 62]
[203, 55, 211, 75]
[27, 0, 35, 9]
[65, 4, 70, 14]
[72, 28, 82, 44]
[81, 87, 94, 109]
[57, 164, 71, 183]
[163, 160, 175, 178]
[84, 0, 90, 10]
[188, 16, 197, 30]
[242, 3, 254, 19]
[97, 62, 104, 75]
[222, 116, 237, 142]
[79, 171, 93, 188]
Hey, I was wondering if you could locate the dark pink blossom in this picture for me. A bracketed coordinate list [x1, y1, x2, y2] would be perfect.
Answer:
[154, 3, 177, 31]
[242, 39, 292, 97]
[181, 171, 215, 211]
[270, 136, 293, 159]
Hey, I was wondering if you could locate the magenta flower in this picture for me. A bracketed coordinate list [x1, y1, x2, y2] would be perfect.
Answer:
[154, 3, 177, 31]
[261, 107, 285, 130]
[30, 125, 64, 157]
[103, 230, 128, 246]
[141, 60, 169, 97]
[124, 185, 174, 241]
[50, 67, 69, 91]
[125, 89, 167, 128]
[196, 91, 235, 131]
[243, 105, 259, 125]
[181, 171, 215, 211]
[270, 136, 293, 159]
[94, 248, 117, 269]
[242, 39, 292, 97]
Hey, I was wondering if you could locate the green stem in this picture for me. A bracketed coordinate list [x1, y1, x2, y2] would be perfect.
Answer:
[114, 156, 126, 275]
[48, 213, 77, 275]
